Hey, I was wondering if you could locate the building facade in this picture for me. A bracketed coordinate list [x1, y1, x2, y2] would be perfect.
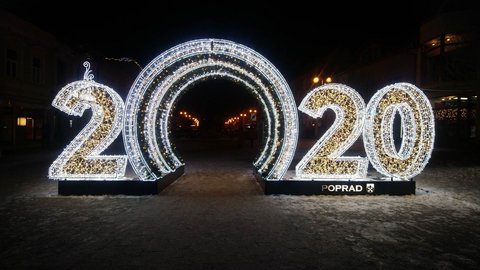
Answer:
[419, 10, 479, 145]
[0, 9, 79, 154]
[327, 10, 478, 146]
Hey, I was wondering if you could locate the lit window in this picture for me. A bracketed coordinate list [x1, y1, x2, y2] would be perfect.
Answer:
[444, 33, 470, 53]
[17, 117, 27, 126]
[424, 37, 441, 56]
[444, 33, 474, 44]
[427, 38, 440, 48]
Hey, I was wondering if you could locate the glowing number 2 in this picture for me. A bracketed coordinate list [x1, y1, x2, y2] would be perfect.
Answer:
[48, 81, 127, 180]
[296, 84, 368, 179]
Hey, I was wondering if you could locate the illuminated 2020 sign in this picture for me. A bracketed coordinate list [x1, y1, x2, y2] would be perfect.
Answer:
[48, 39, 435, 194]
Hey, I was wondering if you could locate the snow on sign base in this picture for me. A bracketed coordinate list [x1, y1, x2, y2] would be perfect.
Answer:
[256, 176, 415, 195]
[58, 166, 184, 195]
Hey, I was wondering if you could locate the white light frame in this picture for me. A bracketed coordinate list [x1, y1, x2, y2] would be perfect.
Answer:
[363, 83, 435, 179]
[296, 83, 368, 179]
[123, 39, 298, 181]
[49, 62, 127, 180]
[49, 44, 435, 185]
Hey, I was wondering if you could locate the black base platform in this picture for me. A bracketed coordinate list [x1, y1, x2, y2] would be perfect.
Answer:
[58, 166, 185, 195]
[256, 176, 415, 195]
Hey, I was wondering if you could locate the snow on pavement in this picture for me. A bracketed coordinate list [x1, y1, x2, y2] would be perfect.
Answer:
[0, 140, 479, 269]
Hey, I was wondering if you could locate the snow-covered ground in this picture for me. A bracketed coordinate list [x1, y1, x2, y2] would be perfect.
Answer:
[0, 139, 479, 269]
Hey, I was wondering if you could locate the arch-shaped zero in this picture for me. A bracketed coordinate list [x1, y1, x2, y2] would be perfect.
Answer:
[123, 39, 298, 181]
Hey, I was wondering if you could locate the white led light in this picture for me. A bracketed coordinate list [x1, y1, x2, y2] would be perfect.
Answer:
[123, 39, 298, 181]
[363, 83, 435, 179]
[296, 84, 368, 179]
[49, 44, 435, 186]
[48, 61, 127, 180]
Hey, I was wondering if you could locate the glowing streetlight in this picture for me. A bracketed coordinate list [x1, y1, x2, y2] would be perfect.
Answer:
[313, 77, 320, 84]
[325, 77, 332, 83]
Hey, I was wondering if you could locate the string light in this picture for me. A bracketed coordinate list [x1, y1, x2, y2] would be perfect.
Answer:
[123, 39, 298, 181]
[363, 83, 435, 180]
[434, 108, 470, 120]
[104, 57, 143, 70]
[296, 84, 368, 179]
[49, 45, 434, 185]
[49, 61, 127, 180]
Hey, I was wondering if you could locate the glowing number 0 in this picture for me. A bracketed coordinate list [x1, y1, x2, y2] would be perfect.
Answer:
[363, 83, 435, 179]
[48, 71, 127, 180]
[296, 84, 368, 179]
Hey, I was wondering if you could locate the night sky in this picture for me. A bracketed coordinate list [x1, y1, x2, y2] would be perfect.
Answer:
[0, 0, 473, 128]
[3, 0, 467, 79]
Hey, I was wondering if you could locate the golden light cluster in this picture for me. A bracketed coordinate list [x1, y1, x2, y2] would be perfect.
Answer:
[434, 108, 469, 121]
[297, 83, 434, 180]
[179, 111, 200, 127]
[224, 109, 256, 125]
[363, 83, 435, 179]
[49, 62, 127, 180]
[296, 84, 367, 179]
[49, 45, 434, 183]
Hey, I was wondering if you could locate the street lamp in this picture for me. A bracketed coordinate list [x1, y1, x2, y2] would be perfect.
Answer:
[312, 76, 333, 85]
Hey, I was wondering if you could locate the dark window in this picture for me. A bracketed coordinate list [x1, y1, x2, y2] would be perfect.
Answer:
[56, 60, 66, 86]
[6, 49, 17, 77]
[422, 32, 477, 84]
[32, 57, 41, 83]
